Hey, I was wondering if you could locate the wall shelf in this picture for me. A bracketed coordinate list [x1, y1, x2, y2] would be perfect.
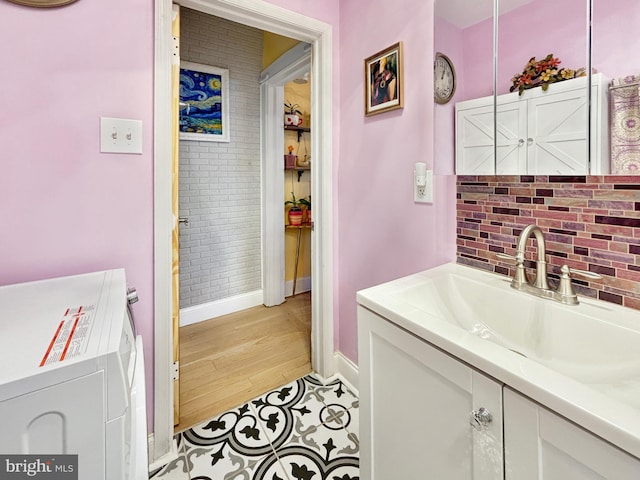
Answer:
[285, 125, 310, 141]
[285, 165, 310, 181]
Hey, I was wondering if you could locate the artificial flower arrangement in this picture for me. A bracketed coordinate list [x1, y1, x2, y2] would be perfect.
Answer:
[510, 54, 586, 95]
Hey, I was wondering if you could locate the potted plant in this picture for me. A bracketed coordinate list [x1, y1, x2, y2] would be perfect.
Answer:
[284, 144, 297, 168]
[285, 192, 303, 225]
[299, 195, 311, 223]
[284, 102, 303, 127]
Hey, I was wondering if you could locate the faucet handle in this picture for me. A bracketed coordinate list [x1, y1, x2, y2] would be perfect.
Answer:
[556, 265, 602, 305]
[496, 252, 527, 265]
[495, 252, 517, 264]
[560, 265, 602, 280]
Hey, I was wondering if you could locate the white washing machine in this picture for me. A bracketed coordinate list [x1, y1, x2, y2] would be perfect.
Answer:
[0, 269, 148, 479]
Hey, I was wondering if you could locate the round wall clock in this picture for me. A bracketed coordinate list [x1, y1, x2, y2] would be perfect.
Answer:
[5, 0, 79, 7]
[434, 52, 456, 105]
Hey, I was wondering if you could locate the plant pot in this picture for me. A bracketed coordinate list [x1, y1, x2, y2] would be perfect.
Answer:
[305, 209, 311, 223]
[284, 154, 297, 168]
[284, 114, 302, 126]
[288, 207, 303, 226]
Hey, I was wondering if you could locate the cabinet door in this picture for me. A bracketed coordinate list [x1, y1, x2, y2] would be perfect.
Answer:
[496, 100, 527, 174]
[504, 387, 640, 479]
[358, 307, 503, 480]
[526, 87, 589, 174]
[456, 102, 496, 175]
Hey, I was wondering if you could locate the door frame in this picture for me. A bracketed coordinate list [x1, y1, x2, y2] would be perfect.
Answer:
[261, 42, 311, 306]
[153, 0, 334, 461]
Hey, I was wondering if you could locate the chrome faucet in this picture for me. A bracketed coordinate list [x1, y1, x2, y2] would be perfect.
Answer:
[511, 224, 549, 291]
[497, 224, 601, 305]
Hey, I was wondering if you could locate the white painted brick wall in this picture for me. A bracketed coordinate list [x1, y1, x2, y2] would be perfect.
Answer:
[179, 10, 262, 308]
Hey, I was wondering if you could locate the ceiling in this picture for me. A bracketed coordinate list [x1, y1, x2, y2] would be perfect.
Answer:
[435, 0, 535, 29]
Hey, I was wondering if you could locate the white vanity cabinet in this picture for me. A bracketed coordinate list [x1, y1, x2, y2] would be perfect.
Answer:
[358, 307, 504, 480]
[504, 388, 640, 479]
[455, 73, 609, 175]
[358, 304, 640, 479]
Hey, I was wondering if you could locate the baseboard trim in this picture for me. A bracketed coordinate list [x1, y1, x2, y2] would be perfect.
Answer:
[147, 433, 179, 471]
[332, 351, 359, 392]
[285, 276, 311, 297]
[179, 290, 263, 327]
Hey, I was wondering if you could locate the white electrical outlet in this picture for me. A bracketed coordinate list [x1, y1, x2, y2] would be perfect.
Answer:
[414, 169, 433, 203]
[100, 117, 143, 154]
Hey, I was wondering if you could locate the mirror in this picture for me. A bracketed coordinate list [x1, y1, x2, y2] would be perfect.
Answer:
[496, 0, 590, 175]
[592, 0, 640, 175]
[436, 0, 640, 176]
[434, 0, 495, 175]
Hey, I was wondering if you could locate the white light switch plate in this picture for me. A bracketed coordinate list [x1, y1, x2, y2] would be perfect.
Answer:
[100, 117, 143, 154]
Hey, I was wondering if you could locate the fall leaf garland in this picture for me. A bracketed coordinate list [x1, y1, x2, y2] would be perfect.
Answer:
[510, 54, 586, 95]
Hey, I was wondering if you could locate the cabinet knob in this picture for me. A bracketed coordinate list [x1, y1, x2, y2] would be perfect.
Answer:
[518, 138, 525, 147]
[470, 407, 492, 431]
[527, 137, 534, 146]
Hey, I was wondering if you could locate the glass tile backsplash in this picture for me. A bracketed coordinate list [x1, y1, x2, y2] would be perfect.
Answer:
[456, 176, 640, 310]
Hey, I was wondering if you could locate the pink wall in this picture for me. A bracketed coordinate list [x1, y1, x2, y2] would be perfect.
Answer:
[338, 0, 457, 363]
[0, 0, 343, 434]
[0, 0, 154, 425]
[262, 0, 339, 26]
[0, 0, 457, 432]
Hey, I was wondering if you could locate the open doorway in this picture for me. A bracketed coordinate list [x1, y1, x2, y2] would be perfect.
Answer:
[173, 12, 313, 431]
[283, 71, 313, 298]
[153, 0, 334, 461]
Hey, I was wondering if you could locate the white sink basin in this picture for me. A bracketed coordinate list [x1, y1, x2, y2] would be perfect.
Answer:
[357, 262, 640, 458]
[395, 266, 640, 388]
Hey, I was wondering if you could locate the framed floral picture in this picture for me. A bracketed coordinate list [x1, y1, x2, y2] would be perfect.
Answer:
[364, 42, 404, 116]
[179, 61, 230, 142]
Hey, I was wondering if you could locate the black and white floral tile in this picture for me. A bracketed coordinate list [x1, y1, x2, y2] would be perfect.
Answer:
[149, 374, 359, 480]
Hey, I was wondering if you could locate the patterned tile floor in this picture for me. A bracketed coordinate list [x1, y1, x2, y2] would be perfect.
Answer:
[150, 374, 360, 480]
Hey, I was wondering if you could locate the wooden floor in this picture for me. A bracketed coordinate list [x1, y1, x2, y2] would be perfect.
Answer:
[175, 292, 312, 432]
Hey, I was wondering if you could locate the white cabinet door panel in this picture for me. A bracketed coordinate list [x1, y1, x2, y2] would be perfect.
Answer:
[527, 88, 589, 174]
[496, 100, 527, 174]
[504, 387, 640, 480]
[456, 101, 496, 175]
[358, 307, 503, 480]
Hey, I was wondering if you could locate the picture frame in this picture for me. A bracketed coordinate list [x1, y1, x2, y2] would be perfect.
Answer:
[5, 0, 79, 6]
[364, 42, 404, 116]
[179, 61, 230, 142]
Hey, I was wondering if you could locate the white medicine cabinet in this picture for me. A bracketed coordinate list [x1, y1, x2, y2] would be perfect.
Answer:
[456, 74, 609, 175]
